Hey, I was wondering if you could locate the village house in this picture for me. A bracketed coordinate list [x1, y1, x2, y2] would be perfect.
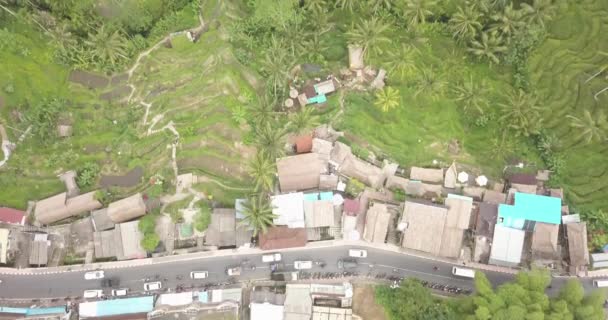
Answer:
[362, 203, 390, 244]
[34, 191, 102, 225]
[566, 222, 590, 274]
[277, 153, 323, 192]
[489, 224, 526, 267]
[0, 207, 26, 225]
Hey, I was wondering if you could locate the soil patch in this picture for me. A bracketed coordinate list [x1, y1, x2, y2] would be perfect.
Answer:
[99, 85, 132, 102]
[352, 284, 388, 320]
[110, 73, 129, 86]
[68, 70, 109, 89]
[100, 166, 144, 188]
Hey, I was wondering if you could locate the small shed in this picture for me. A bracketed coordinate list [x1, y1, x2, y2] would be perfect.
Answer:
[410, 167, 444, 184]
[566, 222, 589, 269]
[444, 163, 458, 188]
[259, 226, 307, 250]
[295, 135, 313, 154]
[363, 203, 390, 244]
[29, 234, 49, 267]
[489, 224, 525, 267]
[277, 153, 322, 192]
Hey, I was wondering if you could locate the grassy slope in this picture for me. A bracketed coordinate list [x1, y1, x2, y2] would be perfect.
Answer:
[529, 0, 608, 211]
[0, 0, 254, 209]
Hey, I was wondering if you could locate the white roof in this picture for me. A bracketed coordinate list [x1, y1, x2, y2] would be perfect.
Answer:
[284, 284, 312, 319]
[0, 229, 8, 264]
[251, 303, 284, 320]
[156, 292, 193, 307]
[272, 193, 305, 228]
[489, 225, 525, 266]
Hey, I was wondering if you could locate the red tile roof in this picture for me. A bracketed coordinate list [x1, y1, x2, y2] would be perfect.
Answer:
[0, 207, 26, 225]
[295, 135, 313, 154]
[259, 227, 307, 250]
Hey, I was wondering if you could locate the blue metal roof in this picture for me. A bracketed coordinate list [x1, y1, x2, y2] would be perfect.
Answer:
[0, 307, 27, 314]
[87, 296, 154, 316]
[26, 306, 66, 316]
[498, 192, 561, 228]
[319, 192, 333, 201]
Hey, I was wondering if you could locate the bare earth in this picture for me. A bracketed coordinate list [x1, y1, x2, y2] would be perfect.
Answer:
[352, 284, 388, 320]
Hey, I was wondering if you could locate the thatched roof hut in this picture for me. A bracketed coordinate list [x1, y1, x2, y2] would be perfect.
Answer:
[107, 193, 146, 223]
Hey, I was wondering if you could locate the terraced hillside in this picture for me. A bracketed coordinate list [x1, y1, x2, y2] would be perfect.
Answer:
[529, 0, 608, 211]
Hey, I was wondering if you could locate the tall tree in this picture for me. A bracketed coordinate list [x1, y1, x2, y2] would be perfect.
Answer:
[346, 16, 391, 60]
[566, 110, 608, 144]
[449, 5, 483, 42]
[248, 152, 276, 192]
[385, 44, 419, 81]
[374, 87, 401, 113]
[452, 75, 490, 115]
[289, 107, 319, 134]
[521, 0, 557, 29]
[85, 24, 127, 68]
[255, 123, 287, 160]
[467, 31, 507, 65]
[413, 67, 447, 101]
[498, 89, 543, 137]
[399, 0, 438, 28]
[490, 4, 525, 40]
[240, 194, 277, 236]
[376, 278, 456, 320]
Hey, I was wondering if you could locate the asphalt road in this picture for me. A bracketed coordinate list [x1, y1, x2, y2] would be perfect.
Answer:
[0, 246, 595, 300]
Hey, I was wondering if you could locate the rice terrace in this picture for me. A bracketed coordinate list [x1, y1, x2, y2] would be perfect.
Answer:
[0, 0, 608, 319]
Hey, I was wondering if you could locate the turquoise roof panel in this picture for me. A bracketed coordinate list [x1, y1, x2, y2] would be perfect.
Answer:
[304, 193, 319, 202]
[498, 192, 561, 228]
[92, 296, 154, 316]
[0, 307, 27, 314]
[26, 307, 66, 316]
[319, 192, 333, 201]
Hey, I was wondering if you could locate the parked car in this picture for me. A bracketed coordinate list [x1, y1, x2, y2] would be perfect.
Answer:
[226, 266, 241, 276]
[337, 259, 358, 269]
[84, 270, 105, 280]
[111, 288, 128, 296]
[294, 260, 313, 270]
[348, 249, 367, 258]
[262, 253, 282, 263]
[83, 290, 104, 299]
[190, 271, 209, 279]
[144, 281, 162, 291]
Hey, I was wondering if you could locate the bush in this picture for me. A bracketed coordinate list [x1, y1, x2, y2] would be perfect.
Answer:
[77, 162, 100, 188]
[170, 210, 184, 224]
[138, 214, 157, 234]
[346, 178, 365, 197]
[194, 202, 212, 232]
[141, 233, 160, 252]
[391, 187, 406, 202]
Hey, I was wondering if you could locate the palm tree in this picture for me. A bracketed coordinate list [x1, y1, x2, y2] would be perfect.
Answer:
[490, 4, 525, 40]
[304, 0, 328, 14]
[566, 110, 608, 144]
[85, 25, 127, 68]
[303, 33, 329, 64]
[449, 5, 483, 42]
[240, 194, 278, 236]
[367, 0, 396, 13]
[289, 107, 320, 134]
[452, 75, 490, 115]
[248, 96, 276, 129]
[255, 123, 287, 160]
[521, 0, 557, 29]
[260, 36, 294, 97]
[467, 31, 507, 65]
[385, 44, 419, 81]
[498, 89, 543, 137]
[248, 152, 276, 192]
[413, 67, 447, 101]
[403, 26, 429, 49]
[374, 87, 401, 113]
[399, 0, 438, 28]
[346, 17, 391, 60]
[335, 0, 358, 12]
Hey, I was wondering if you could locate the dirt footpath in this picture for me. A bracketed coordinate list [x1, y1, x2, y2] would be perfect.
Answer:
[352, 284, 388, 320]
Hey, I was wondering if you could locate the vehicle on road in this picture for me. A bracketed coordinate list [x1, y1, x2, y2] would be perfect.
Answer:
[111, 288, 128, 296]
[190, 271, 209, 279]
[144, 281, 162, 291]
[262, 253, 282, 263]
[452, 267, 475, 279]
[83, 290, 104, 298]
[593, 279, 608, 287]
[348, 249, 367, 258]
[294, 260, 313, 270]
[84, 270, 105, 280]
[337, 259, 358, 269]
[226, 266, 241, 276]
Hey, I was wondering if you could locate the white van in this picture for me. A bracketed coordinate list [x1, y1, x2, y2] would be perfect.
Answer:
[190, 271, 209, 279]
[593, 279, 608, 287]
[452, 266, 475, 279]
[144, 281, 162, 291]
[83, 290, 104, 299]
[84, 270, 105, 280]
[262, 253, 282, 263]
[111, 288, 128, 296]
[294, 261, 313, 270]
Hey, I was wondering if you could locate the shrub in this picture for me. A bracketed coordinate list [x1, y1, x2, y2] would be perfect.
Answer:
[141, 233, 160, 252]
[77, 162, 101, 188]
[346, 178, 365, 197]
[391, 187, 406, 202]
[194, 202, 212, 232]
[138, 214, 157, 234]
